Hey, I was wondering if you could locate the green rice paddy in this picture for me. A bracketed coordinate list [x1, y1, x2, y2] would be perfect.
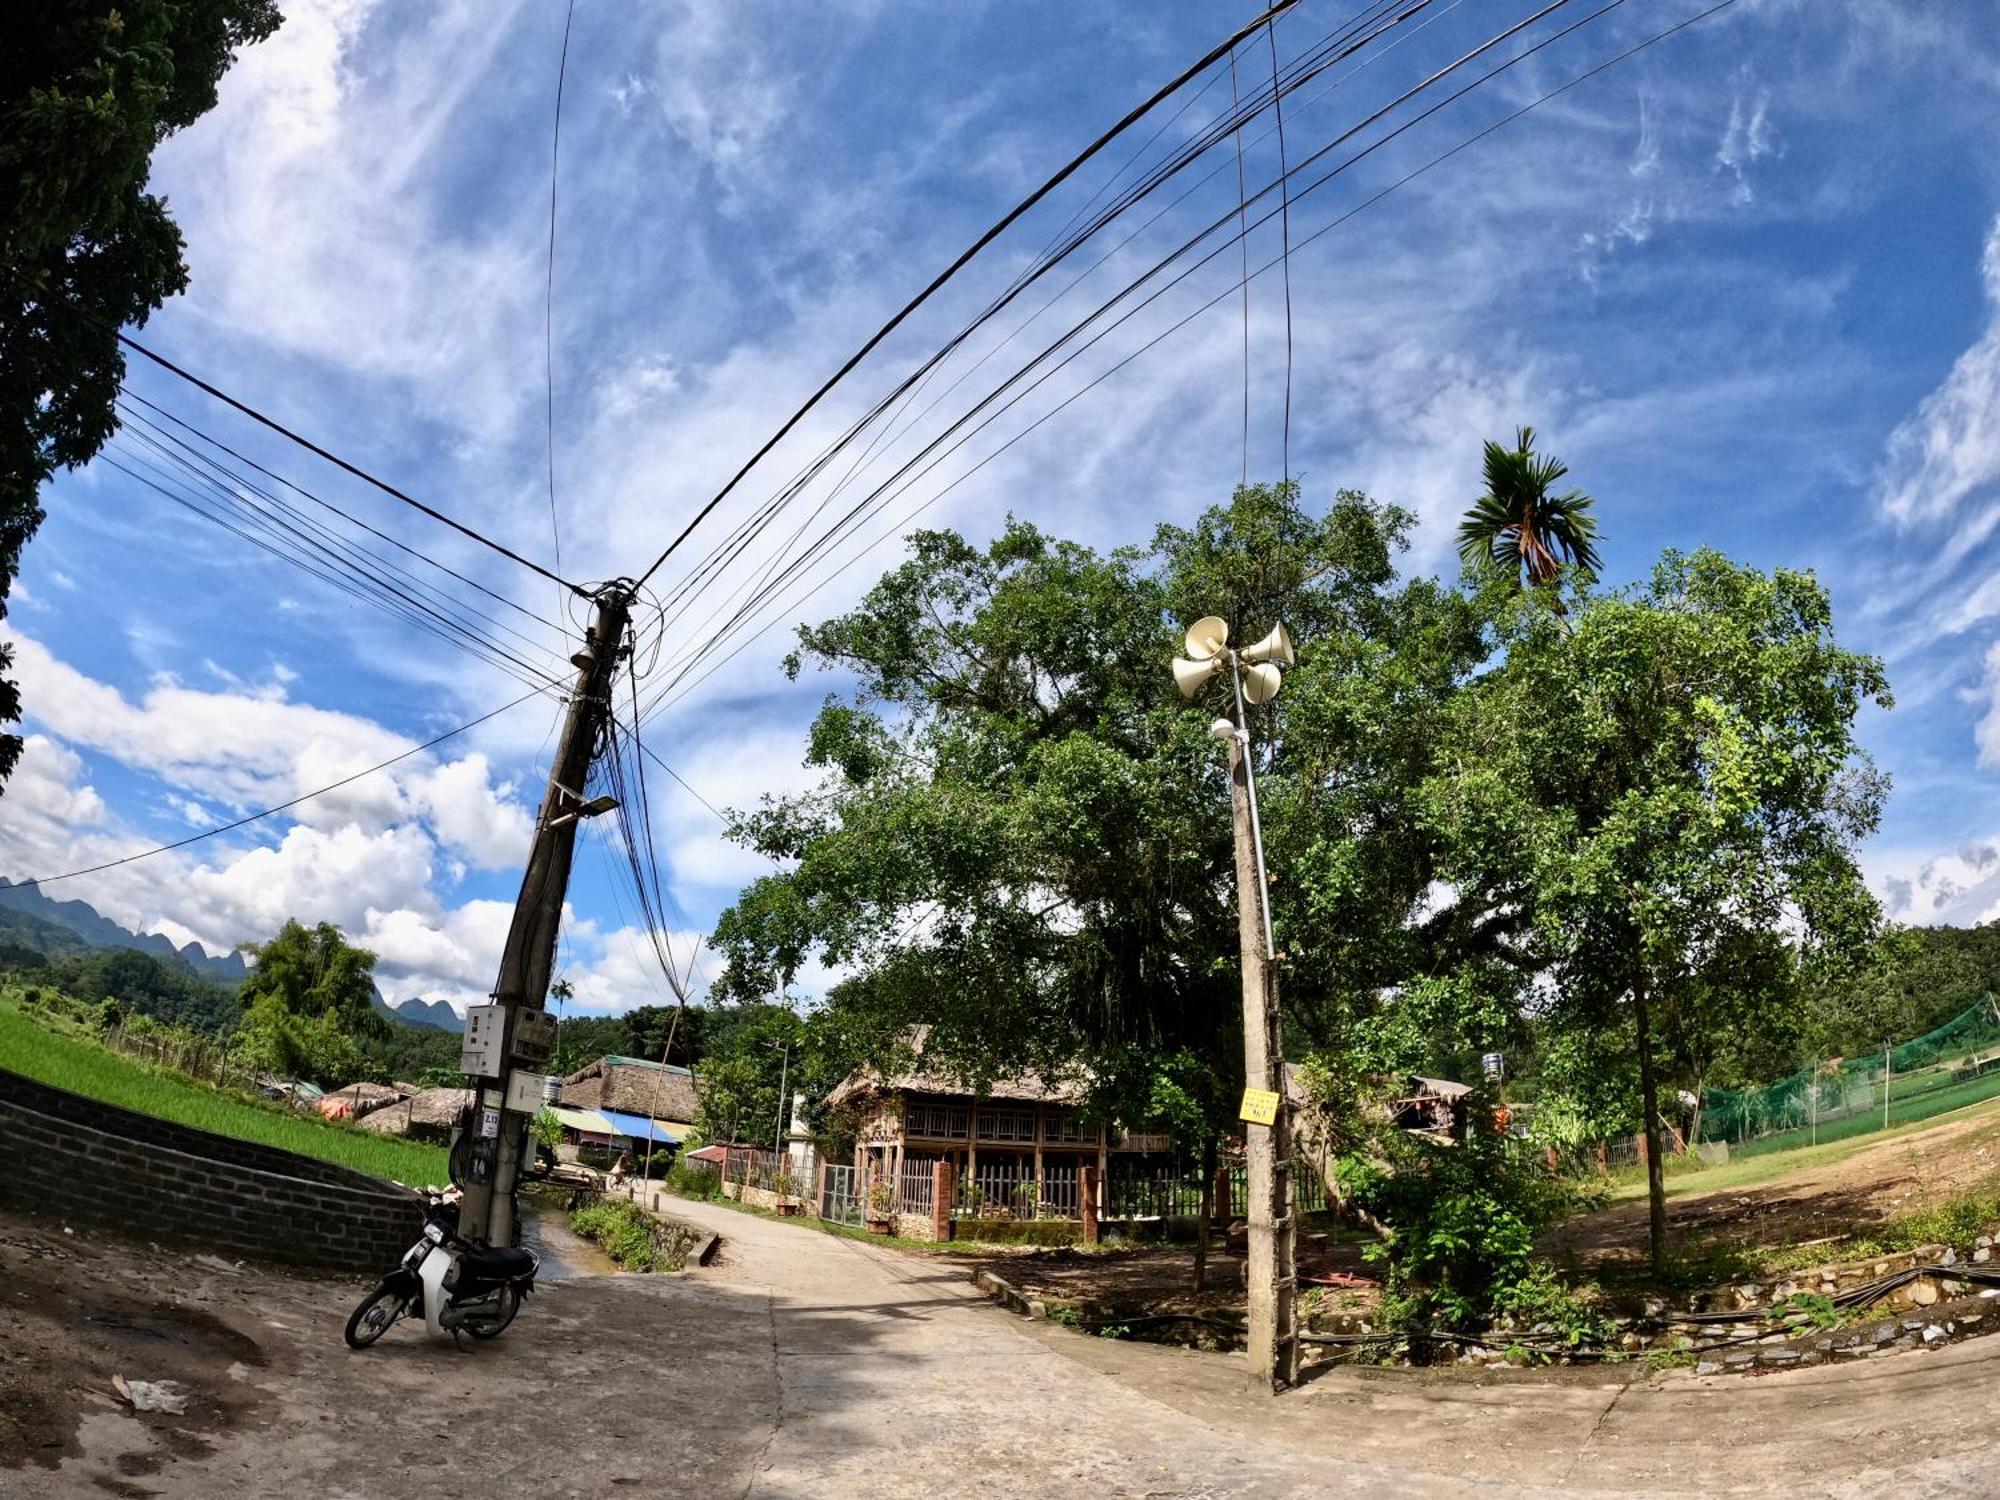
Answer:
[0, 1001, 448, 1187]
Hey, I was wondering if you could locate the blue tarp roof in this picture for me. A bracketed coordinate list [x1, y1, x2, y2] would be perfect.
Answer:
[600, 1109, 681, 1146]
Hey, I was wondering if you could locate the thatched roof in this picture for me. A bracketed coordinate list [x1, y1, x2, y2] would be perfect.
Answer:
[324, 1081, 405, 1117]
[561, 1056, 699, 1125]
[825, 1027, 1084, 1110]
[357, 1087, 472, 1136]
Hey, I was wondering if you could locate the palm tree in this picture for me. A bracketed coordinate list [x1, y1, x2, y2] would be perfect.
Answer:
[1456, 426, 1602, 591]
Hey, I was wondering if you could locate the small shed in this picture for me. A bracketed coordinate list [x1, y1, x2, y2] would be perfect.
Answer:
[318, 1081, 405, 1121]
[357, 1087, 473, 1141]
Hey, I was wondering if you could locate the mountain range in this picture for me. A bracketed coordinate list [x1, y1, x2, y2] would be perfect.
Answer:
[0, 878, 455, 1031]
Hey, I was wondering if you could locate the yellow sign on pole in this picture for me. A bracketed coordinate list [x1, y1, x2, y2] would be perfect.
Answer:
[1239, 1087, 1280, 1127]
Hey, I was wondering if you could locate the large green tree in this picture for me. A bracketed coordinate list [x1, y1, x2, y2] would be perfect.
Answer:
[1, 0, 281, 780]
[233, 918, 386, 1086]
[1431, 551, 1890, 1267]
[711, 484, 1505, 1144]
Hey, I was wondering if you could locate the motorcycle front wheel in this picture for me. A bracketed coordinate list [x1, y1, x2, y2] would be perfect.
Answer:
[344, 1280, 410, 1349]
[462, 1283, 521, 1341]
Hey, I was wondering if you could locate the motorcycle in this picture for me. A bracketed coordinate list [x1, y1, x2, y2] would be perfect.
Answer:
[343, 1189, 538, 1349]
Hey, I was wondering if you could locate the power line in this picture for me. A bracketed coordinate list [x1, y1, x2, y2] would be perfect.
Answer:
[113, 403, 571, 672]
[116, 389, 565, 634]
[620, 0, 1436, 693]
[103, 429, 573, 693]
[13, 689, 550, 887]
[635, 0, 1600, 717]
[115, 331, 584, 595]
[629, 0, 1307, 592]
[630, 0, 1738, 722]
[544, 0, 577, 616]
[1267, 14, 1297, 485]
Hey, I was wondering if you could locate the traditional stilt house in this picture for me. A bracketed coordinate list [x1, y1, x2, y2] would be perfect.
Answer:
[824, 1028, 1172, 1219]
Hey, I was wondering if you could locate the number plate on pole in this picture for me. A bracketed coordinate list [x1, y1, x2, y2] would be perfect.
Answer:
[1239, 1087, 1280, 1126]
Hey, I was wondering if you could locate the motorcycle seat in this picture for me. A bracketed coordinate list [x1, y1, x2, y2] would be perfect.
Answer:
[458, 1244, 536, 1280]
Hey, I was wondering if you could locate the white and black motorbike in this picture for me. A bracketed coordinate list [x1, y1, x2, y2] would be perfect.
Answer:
[343, 1189, 538, 1349]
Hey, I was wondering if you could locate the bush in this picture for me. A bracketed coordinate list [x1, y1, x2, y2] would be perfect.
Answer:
[569, 1199, 699, 1272]
[1340, 1116, 1596, 1335]
[665, 1161, 722, 1201]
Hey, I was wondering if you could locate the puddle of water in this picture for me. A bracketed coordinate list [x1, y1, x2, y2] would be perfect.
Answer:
[521, 1205, 617, 1280]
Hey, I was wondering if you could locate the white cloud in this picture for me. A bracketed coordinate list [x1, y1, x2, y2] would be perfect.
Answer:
[1714, 83, 1776, 204]
[1877, 216, 2000, 528]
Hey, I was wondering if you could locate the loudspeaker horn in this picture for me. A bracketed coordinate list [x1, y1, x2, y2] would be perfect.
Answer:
[1241, 661, 1283, 704]
[1184, 615, 1230, 660]
[1172, 654, 1223, 699]
[1240, 621, 1295, 669]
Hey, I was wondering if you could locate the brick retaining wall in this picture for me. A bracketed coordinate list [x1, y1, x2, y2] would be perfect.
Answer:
[0, 1066, 422, 1272]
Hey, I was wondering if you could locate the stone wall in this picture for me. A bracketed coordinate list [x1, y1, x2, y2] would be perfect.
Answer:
[0, 1066, 422, 1272]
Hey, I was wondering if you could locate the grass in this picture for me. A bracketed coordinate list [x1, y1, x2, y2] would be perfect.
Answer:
[1602, 1092, 2000, 1204]
[1724, 1065, 2000, 1161]
[0, 1000, 448, 1187]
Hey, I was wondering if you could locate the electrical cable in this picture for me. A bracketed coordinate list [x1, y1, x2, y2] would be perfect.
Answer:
[626, 0, 1456, 698]
[544, 0, 577, 631]
[113, 404, 572, 673]
[628, 0, 1308, 593]
[115, 330, 585, 594]
[115, 388, 565, 633]
[632, 0, 1429, 638]
[1267, 13, 1297, 485]
[104, 430, 573, 693]
[631, 0, 1737, 722]
[98, 445, 568, 696]
[13, 688, 550, 886]
[636, 0, 1600, 716]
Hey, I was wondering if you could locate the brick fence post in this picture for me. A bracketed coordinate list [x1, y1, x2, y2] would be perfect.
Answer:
[1080, 1164, 1100, 1245]
[934, 1161, 953, 1242]
[1216, 1162, 1234, 1222]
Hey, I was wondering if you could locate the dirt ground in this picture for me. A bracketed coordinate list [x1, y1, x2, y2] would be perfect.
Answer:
[1551, 1097, 2000, 1270]
[945, 1228, 1380, 1323]
[7, 1195, 2000, 1496]
[950, 1100, 2000, 1318]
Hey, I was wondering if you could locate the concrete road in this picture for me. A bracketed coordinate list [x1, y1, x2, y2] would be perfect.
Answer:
[13, 1200, 2000, 1497]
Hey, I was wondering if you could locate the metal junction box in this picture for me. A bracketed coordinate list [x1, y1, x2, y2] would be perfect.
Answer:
[460, 1004, 504, 1076]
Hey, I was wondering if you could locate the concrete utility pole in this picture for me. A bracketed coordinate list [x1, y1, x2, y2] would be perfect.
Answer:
[455, 586, 634, 1246]
[1172, 614, 1298, 1394]
[1224, 674, 1298, 1393]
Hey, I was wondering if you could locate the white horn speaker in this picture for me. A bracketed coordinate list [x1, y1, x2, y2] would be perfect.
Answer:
[1184, 616, 1230, 660]
[1241, 661, 1283, 704]
[1172, 654, 1223, 698]
[1240, 621, 1295, 669]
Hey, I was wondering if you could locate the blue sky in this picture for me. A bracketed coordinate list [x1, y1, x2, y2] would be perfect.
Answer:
[5, 0, 2000, 1015]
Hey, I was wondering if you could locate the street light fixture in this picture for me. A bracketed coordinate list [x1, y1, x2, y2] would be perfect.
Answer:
[1172, 614, 1298, 1394]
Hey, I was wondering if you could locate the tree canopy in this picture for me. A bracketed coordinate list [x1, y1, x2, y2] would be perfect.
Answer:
[233, 918, 385, 1086]
[711, 468, 1893, 1280]
[0, 0, 281, 782]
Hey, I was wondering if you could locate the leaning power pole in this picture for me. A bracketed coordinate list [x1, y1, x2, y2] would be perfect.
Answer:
[455, 585, 634, 1246]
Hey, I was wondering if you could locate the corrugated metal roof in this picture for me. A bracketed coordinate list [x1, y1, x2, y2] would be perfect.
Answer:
[601, 1109, 682, 1145]
[550, 1105, 619, 1136]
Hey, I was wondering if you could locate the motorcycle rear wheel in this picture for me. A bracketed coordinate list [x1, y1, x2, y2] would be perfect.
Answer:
[344, 1281, 409, 1349]
[462, 1282, 521, 1341]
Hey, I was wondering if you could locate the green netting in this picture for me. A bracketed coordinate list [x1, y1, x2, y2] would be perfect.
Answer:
[1697, 994, 2000, 1158]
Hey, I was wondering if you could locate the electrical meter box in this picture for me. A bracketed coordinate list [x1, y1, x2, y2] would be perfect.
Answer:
[460, 1004, 504, 1076]
[504, 1070, 548, 1114]
[510, 1007, 557, 1066]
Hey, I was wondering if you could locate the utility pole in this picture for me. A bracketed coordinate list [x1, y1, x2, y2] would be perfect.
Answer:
[1223, 674, 1298, 1393]
[1172, 614, 1298, 1394]
[771, 1039, 792, 1163]
[455, 585, 634, 1247]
